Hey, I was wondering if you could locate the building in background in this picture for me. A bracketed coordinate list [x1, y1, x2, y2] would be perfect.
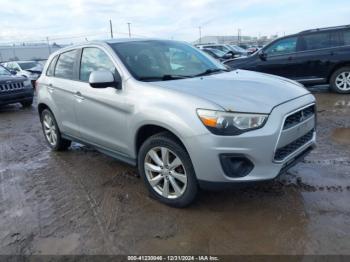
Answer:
[0, 43, 62, 62]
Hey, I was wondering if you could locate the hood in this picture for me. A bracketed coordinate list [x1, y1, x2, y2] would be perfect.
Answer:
[0, 74, 27, 83]
[151, 70, 310, 114]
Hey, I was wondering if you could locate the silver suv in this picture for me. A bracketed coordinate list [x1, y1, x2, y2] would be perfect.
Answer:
[37, 39, 316, 207]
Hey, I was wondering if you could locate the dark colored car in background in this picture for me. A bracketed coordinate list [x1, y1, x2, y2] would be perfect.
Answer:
[202, 48, 233, 62]
[1, 60, 43, 87]
[0, 65, 34, 107]
[225, 25, 350, 93]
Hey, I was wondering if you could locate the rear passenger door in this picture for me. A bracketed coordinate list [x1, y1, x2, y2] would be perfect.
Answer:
[74, 47, 129, 154]
[292, 31, 342, 83]
[49, 49, 80, 137]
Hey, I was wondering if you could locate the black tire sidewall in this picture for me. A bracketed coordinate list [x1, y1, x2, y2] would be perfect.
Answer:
[138, 133, 198, 207]
[330, 67, 350, 94]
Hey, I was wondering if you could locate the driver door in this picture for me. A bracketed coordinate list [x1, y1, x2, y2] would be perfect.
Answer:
[256, 36, 301, 79]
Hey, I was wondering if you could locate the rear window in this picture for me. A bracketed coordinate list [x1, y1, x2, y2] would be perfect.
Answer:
[300, 32, 343, 50]
[54, 50, 78, 79]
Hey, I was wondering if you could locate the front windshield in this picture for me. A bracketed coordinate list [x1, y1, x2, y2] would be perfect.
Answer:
[18, 61, 39, 70]
[208, 48, 226, 57]
[110, 40, 226, 81]
[0, 66, 11, 76]
[231, 45, 247, 52]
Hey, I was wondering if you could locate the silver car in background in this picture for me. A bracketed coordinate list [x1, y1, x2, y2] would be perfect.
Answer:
[36, 39, 316, 207]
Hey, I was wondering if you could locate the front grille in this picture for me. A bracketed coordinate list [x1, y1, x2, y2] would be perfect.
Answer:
[283, 105, 315, 130]
[0, 82, 25, 92]
[274, 129, 314, 161]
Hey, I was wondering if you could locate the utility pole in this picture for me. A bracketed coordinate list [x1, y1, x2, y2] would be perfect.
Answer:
[109, 19, 114, 39]
[46, 37, 51, 55]
[198, 26, 202, 44]
[127, 23, 131, 38]
[238, 28, 241, 44]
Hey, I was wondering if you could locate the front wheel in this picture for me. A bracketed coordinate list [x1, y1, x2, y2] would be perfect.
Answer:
[330, 67, 350, 94]
[40, 109, 71, 151]
[138, 132, 198, 208]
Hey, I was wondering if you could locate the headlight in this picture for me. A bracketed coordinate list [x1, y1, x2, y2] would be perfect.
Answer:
[24, 80, 31, 86]
[197, 109, 268, 136]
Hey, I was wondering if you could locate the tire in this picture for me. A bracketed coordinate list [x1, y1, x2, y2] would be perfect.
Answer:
[21, 99, 33, 108]
[138, 132, 198, 208]
[40, 109, 71, 151]
[330, 67, 350, 94]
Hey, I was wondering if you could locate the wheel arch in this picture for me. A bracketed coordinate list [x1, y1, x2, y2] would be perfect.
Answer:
[134, 124, 189, 158]
[327, 63, 350, 83]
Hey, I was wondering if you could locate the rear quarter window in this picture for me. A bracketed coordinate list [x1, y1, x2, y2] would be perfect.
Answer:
[46, 56, 58, 76]
[54, 49, 78, 79]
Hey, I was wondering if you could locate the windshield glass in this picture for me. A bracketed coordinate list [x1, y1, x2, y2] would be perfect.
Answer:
[18, 61, 39, 70]
[109, 40, 226, 81]
[231, 45, 247, 52]
[208, 48, 226, 57]
[0, 66, 11, 76]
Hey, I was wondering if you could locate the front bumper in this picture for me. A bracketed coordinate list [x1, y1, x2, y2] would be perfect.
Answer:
[0, 88, 34, 106]
[184, 94, 316, 186]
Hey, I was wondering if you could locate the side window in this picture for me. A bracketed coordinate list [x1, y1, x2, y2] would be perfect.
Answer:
[54, 50, 78, 79]
[265, 37, 297, 56]
[46, 56, 58, 76]
[301, 32, 333, 50]
[80, 48, 116, 82]
[344, 30, 350, 46]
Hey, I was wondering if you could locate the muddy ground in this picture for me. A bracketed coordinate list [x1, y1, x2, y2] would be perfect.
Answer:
[0, 86, 349, 255]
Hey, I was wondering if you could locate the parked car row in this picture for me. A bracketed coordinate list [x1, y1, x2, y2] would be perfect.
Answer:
[196, 44, 248, 62]
[1, 60, 43, 87]
[225, 24, 350, 93]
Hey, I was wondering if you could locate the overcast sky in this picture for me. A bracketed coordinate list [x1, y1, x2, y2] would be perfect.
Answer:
[0, 0, 349, 44]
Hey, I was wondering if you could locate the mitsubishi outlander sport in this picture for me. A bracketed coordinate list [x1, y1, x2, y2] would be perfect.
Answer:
[37, 39, 317, 207]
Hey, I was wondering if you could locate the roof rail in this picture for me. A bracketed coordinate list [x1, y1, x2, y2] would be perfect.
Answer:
[300, 24, 350, 34]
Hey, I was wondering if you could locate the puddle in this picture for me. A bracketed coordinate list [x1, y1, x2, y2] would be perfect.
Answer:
[332, 128, 350, 145]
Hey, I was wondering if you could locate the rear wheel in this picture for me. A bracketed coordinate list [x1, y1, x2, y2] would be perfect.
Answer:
[330, 67, 350, 94]
[40, 109, 71, 151]
[138, 132, 198, 207]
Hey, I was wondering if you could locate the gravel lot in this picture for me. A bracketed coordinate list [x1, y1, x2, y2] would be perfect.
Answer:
[0, 86, 349, 255]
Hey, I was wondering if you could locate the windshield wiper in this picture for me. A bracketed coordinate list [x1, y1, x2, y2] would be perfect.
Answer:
[193, 68, 229, 77]
[138, 74, 192, 81]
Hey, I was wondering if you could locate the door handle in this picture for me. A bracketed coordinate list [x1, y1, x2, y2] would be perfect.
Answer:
[288, 56, 293, 61]
[75, 91, 85, 101]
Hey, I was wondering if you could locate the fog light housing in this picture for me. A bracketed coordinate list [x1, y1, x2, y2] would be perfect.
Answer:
[220, 154, 254, 178]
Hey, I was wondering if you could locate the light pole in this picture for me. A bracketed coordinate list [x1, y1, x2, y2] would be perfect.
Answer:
[109, 19, 114, 39]
[198, 26, 202, 44]
[127, 23, 131, 38]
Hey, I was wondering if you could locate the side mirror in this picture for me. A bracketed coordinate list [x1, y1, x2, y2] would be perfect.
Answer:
[223, 53, 232, 59]
[259, 50, 267, 61]
[89, 70, 121, 89]
[10, 70, 17, 75]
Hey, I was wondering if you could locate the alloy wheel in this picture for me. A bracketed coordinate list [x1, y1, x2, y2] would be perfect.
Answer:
[335, 71, 350, 91]
[43, 114, 57, 146]
[144, 147, 187, 199]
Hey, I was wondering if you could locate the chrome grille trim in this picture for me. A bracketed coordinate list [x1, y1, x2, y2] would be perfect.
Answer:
[0, 82, 24, 92]
[273, 103, 316, 163]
